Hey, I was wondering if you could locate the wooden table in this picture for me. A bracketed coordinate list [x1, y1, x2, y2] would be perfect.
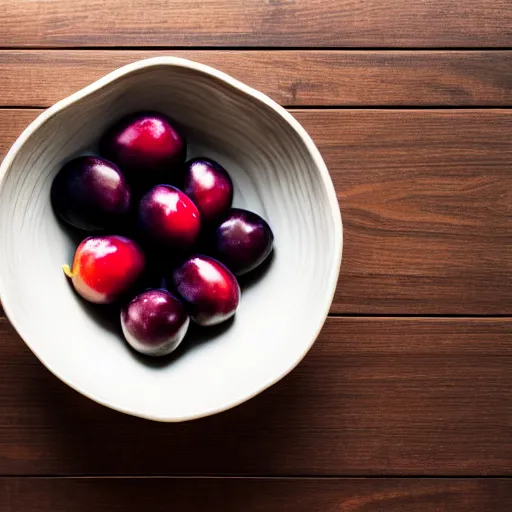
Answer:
[1, 1, 511, 510]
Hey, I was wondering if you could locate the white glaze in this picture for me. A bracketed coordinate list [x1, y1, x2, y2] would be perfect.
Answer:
[0, 57, 342, 422]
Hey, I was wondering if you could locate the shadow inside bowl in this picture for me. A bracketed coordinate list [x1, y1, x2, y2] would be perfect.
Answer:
[237, 250, 275, 293]
[71, 293, 124, 339]
[126, 316, 236, 369]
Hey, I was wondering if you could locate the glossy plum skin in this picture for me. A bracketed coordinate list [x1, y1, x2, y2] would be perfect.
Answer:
[121, 289, 190, 357]
[138, 185, 201, 251]
[63, 236, 145, 304]
[51, 156, 130, 231]
[99, 111, 186, 189]
[214, 209, 274, 276]
[172, 256, 240, 326]
[182, 158, 233, 223]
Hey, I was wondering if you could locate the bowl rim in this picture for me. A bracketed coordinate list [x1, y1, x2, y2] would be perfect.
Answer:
[0, 56, 343, 422]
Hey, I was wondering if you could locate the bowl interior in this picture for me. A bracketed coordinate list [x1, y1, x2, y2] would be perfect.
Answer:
[0, 61, 341, 421]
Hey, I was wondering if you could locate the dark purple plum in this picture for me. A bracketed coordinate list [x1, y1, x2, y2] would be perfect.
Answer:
[121, 289, 189, 356]
[214, 209, 274, 276]
[172, 255, 240, 326]
[51, 156, 130, 231]
[182, 157, 233, 224]
[99, 111, 186, 191]
[138, 185, 201, 251]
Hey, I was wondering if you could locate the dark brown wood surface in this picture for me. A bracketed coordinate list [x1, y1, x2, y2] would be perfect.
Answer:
[0, 0, 511, 47]
[0, 316, 511, 476]
[2, 478, 512, 511]
[0, 108, 510, 314]
[1, 0, 511, 509]
[1, 50, 511, 107]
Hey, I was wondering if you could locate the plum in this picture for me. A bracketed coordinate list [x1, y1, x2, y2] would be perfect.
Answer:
[121, 289, 189, 356]
[138, 185, 201, 251]
[63, 235, 145, 304]
[172, 255, 240, 326]
[214, 209, 273, 275]
[182, 157, 233, 224]
[51, 156, 130, 231]
[99, 111, 185, 190]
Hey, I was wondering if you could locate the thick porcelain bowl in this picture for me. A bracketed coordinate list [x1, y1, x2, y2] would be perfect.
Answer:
[0, 57, 342, 421]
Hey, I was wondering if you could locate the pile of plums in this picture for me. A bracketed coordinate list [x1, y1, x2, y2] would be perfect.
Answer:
[52, 111, 273, 357]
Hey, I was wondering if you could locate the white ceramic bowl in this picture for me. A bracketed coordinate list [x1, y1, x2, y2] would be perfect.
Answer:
[0, 57, 342, 421]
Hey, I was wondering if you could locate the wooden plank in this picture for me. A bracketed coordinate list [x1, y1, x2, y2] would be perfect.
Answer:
[2, 477, 512, 511]
[0, 0, 511, 48]
[0, 109, 510, 314]
[1, 50, 512, 107]
[307, 109, 512, 314]
[0, 317, 511, 475]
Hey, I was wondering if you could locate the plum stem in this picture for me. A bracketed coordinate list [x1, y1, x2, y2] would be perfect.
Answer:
[62, 264, 74, 278]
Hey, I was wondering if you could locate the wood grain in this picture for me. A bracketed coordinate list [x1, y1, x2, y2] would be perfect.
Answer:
[0, 109, 510, 314]
[1, 50, 512, 107]
[0, 317, 510, 476]
[2, 477, 512, 511]
[1, 0, 511, 48]
[310, 109, 512, 314]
